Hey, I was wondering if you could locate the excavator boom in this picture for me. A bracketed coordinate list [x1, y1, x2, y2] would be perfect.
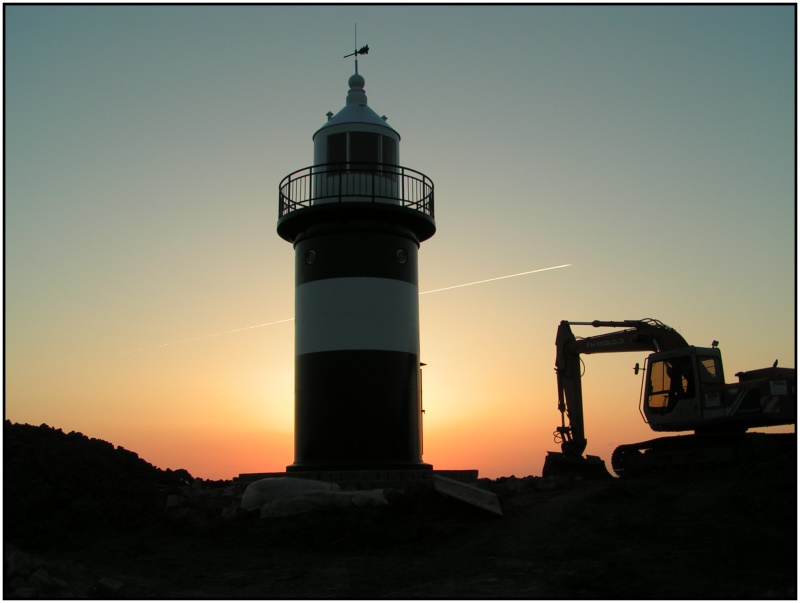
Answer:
[551, 319, 686, 458]
[547, 319, 681, 479]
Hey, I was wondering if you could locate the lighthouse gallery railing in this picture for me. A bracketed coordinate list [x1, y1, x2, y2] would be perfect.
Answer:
[279, 163, 434, 219]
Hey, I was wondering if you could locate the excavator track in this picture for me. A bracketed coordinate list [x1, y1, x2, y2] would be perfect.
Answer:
[611, 432, 795, 478]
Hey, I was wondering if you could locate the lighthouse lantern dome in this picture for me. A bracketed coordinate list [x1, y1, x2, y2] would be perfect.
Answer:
[313, 72, 400, 168]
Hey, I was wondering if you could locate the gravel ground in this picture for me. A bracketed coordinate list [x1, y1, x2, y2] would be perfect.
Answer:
[4, 421, 796, 599]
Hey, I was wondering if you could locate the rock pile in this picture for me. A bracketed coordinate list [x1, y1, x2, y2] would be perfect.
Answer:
[4, 544, 72, 599]
[4, 543, 156, 599]
[3, 421, 249, 598]
[4, 421, 198, 546]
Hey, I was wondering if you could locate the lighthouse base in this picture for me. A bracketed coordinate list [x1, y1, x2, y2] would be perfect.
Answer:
[285, 460, 432, 472]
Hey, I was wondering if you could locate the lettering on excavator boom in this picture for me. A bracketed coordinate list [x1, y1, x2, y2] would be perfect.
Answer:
[585, 338, 625, 349]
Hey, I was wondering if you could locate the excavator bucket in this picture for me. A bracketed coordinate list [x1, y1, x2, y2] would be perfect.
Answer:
[542, 451, 614, 480]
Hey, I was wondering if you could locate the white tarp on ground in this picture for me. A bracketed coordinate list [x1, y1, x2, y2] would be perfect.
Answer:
[240, 477, 341, 511]
[260, 489, 387, 518]
[240, 477, 387, 517]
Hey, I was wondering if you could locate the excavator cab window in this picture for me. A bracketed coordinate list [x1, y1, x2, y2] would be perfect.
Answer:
[697, 356, 723, 384]
[647, 356, 696, 413]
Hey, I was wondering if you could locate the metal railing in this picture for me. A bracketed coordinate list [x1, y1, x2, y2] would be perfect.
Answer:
[279, 163, 434, 219]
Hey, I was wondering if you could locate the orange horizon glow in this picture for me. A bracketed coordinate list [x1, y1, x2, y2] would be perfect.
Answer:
[6, 6, 794, 483]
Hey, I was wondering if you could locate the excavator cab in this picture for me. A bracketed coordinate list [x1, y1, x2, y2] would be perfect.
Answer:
[642, 347, 724, 431]
[642, 345, 796, 432]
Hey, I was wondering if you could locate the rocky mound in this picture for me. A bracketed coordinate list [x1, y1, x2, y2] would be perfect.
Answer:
[4, 421, 196, 547]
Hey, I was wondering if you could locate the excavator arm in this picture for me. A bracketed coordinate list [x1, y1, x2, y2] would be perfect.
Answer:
[545, 319, 689, 478]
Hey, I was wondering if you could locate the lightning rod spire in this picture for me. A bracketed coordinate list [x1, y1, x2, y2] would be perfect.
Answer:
[343, 23, 368, 73]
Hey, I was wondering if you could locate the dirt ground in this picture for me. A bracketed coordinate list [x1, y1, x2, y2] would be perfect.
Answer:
[4, 421, 797, 599]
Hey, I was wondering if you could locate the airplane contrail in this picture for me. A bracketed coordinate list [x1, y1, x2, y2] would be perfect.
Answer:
[120, 318, 295, 356]
[121, 263, 571, 354]
[419, 264, 571, 295]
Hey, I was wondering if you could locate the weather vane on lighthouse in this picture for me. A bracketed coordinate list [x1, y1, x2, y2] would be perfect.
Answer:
[342, 24, 369, 74]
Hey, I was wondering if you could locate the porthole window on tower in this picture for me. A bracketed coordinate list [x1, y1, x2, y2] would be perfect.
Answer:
[305, 250, 316, 264]
[396, 249, 407, 264]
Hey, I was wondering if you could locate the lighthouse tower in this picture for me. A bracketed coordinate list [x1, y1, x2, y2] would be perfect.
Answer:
[277, 63, 436, 472]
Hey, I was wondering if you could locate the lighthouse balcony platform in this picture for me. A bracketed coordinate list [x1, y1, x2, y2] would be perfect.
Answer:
[278, 162, 435, 243]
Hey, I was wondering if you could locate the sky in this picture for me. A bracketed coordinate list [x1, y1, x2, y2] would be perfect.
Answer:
[5, 4, 796, 480]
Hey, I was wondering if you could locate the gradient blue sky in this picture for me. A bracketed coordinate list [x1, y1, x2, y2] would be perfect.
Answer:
[6, 5, 795, 479]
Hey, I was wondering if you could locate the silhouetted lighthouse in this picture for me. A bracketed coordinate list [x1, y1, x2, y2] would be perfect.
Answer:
[277, 62, 436, 472]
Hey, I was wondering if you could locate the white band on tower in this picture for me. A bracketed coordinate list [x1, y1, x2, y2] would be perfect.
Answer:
[295, 277, 420, 356]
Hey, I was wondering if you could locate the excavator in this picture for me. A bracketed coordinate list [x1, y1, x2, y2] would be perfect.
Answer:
[543, 319, 796, 478]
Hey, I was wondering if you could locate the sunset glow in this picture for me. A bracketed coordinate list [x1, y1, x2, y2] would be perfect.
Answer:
[6, 5, 795, 480]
